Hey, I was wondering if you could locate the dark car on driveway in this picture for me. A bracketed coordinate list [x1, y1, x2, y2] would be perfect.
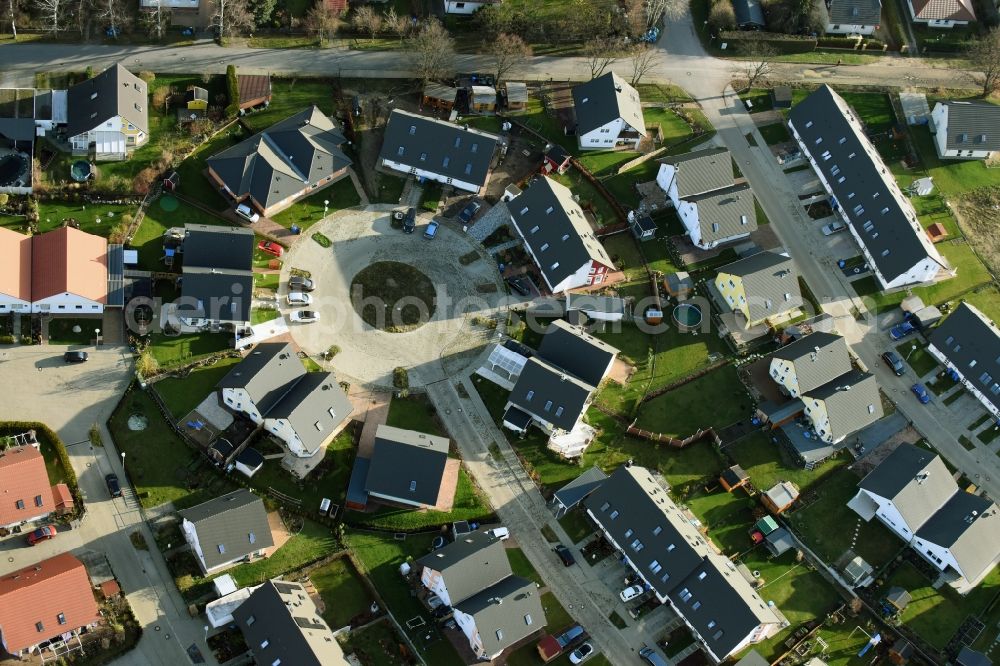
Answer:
[911, 383, 932, 404]
[554, 544, 575, 567]
[881, 351, 905, 376]
[64, 351, 89, 363]
[458, 200, 481, 225]
[890, 318, 918, 341]
[289, 275, 315, 292]
[403, 207, 416, 234]
[106, 473, 122, 498]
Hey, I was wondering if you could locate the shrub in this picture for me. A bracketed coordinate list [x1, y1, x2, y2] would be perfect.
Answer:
[708, 0, 736, 32]
[816, 36, 860, 48]
[393, 366, 409, 389]
[138, 71, 156, 84]
[136, 349, 159, 378]
[326, 345, 341, 358]
[226, 65, 240, 118]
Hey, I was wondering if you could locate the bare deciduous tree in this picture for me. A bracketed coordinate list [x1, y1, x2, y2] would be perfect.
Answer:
[627, 44, 658, 86]
[8, 0, 18, 38]
[383, 6, 408, 41]
[645, 0, 686, 28]
[140, 0, 170, 39]
[740, 42, 776, 90]
[211, 0, 253, 38]
[484, 32, 531, 86]
[303, 0, 340, 44]
[410, 19, 455, 83]
[583, 36, 619, 79]
[34, 0, 63, 34]
[352, 5, 381, 41]
[99, 0, 131, 37]
[708, 0, 736, 33]
[969, 30, 1000, 96]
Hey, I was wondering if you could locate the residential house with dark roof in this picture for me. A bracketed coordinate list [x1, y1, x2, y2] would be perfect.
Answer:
[585, 465, 783, 662]
[769, 332, 853, 397]
[359, 425, 452, 509]
[179, 488, 275, 574]
[206, 106, 352, 217]
[0, 87, 67, 193]
[656, 147, 758, 250]
[825, 0, 882, 34]
[788, 86, 948, 290]
[732, 0, 766, 28]
[571, 72, 646, 151]
[907, 0, 975, 26]
[931, 101, 1000, 160]
[416, 531, 545, 660]
[0, 553, 101, 658]
[508, 177, 616, 292]
[536, 320, 618, 386]
[66, 63, 147, 160]
[0, 444, 72, 529]
[849, 443, 1000, 594]
[233, 580, 349, 666]
[928, 303, 1000, 418]
[378, 109, 500, 193]
[175, 224, 254, 329]
[217, 342, 353, 461]
[714, 250, 803, 329]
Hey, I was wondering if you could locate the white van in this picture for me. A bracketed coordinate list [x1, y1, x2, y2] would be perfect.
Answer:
[487, 527, 510, 541]
[235, 203, 260, 223]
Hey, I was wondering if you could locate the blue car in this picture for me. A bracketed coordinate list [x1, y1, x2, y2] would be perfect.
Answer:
[911, 383, 931, 404]
[890, 319, 918, 341]
[423, 220, 439, 240]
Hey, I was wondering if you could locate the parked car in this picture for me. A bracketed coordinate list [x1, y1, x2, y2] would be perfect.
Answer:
[569, 643, 594, 664]
[286, 292, 313, 306]
[64, 351, 89, 363]
[458, 200, 481, 224]
[257, 240, 283, 257]
[911, 383, 932, 404]
[106, 473, 122, 498]
[506, 277, 531, 297]
[289, 276, 315, 292]
[236, 203, 260, 224]
[26, 525, 57, 546]
[619, 584, 644, 603]
[890, 318, 918, 341]
[554, 544, 575, 567]
[639, 647, 669, 666]
[427, 595, 444, 609]
[424, 220, 439, 240]
[881, 351, 905, 376]
[289, 310, 320, 323]
[822, 219, 847, 236]
[403, 207, 416, 234]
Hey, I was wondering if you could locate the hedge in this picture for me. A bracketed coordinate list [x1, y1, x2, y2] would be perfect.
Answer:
[720, 30, 818, 53]
[225, 65, 240, 118]
[0, 421, 84, 517]
[817, 36, 861, 48]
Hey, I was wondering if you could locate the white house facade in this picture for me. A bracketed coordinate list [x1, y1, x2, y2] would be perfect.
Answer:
[221, 387, 263, 423]
[851, 487, 918, 541]
[31, 291, 104, 315]
[419, 565, 453, 606]
[578, 117, 639, 150]
[380, 157, 482, 192]
[931, 101, 1000, 160]
[69, 115, 147, 159]
[825, 21, 877, 34]
[443, 0, 491, 13]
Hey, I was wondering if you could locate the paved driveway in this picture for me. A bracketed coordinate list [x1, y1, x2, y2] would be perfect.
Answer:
[281, 207, 506, 388]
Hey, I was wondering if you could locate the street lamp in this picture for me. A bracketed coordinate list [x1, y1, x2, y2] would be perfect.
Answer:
[905, 343, 917, 361]
[95, 328, 101, 347]
[323, 199, 330, 218]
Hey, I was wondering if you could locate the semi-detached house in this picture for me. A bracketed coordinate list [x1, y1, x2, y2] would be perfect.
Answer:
[930, 101, 1000, 160]
[788, 85, 948, 290]
[927, 302, 1000, 419]
[571, 72, 646, 151]
[179, 488, 275, 575]
[66, 63, 148, 160]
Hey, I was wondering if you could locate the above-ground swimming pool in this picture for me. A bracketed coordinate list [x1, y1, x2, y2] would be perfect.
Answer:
[0, 153, 28, 187]
[70, 160, 93, 182]
[673, 303, 704, 329]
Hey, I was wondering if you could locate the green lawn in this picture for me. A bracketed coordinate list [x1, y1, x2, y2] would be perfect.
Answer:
[385, 395, 447, 438]
[269, 177, 362, 230]
[791, 90, 895, 133]
[906, 124, 1000, 197]
[786, 467, 902, 569]
[506, 547, 543, 586]
[241, 78, 335, 133]
[897, 339, 938, 377]
[0, 201, 137, 237]
[47, 317, 100, 345]
[603, 160, 659, 209]
[645, 107, 703, 145]
[728, 431, 847, 494]
[248, 427, 357, 511]
[172, 126, 250, 211]
[250, 306, 280, 325]
[346, 468, 492, 530]
[147, 332, 230, 369]
[342, 619, 411, 666]
[758, 122, 791, 146]
[684, 486, 754, 555]
[958, 284, 1000, 322]
[133, 196, 234, 271]
[311, 555, 374, 629]
[576, 150, 640, 177]
[602, 232, 649, 282]
[550, 166, 618, 227]
[152, 356, 241, 419]
[345, 530, 465, 666]
[557, 509, 594, 545]
[633, 365, 749, 437]
[224, 519, 338, 588]
[738, 89, 774, 113]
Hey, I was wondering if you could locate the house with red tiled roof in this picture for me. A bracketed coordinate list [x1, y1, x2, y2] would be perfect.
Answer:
[0, 553, 100, 657]
[0, 445, 71, 529]
[0, 226, 32, 313]
[31, 227, 108, 314]
[907, 0, 975, 26]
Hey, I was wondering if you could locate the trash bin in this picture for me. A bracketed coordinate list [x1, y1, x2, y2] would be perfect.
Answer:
[290, 225, 301, 235]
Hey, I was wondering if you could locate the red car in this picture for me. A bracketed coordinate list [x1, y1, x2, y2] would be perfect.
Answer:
[27, 525, 57, 546]
[257, 240, 283, 257]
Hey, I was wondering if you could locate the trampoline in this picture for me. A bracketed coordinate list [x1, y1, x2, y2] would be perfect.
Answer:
[0, 153, 28, 187]
[673, 303, 703, 330]
[70, 160, 93, 182]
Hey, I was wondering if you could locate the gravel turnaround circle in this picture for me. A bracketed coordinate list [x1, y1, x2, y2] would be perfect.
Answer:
[281, 208, 506, 388]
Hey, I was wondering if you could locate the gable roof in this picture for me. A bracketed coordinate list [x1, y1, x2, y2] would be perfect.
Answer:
[0, 446, 55, 527]
[454, 575, 544, 656]
[936, 102, 1000, 153]
[66, 63, 148, 138]
[183, 224, 255, 271]
[571, 72, 646, 137]
[180, 224, 254, 322]
[929, 303, 1000, 413]
[770, 332, 853, 394]
[788, 86, 945, 287]
[207, 107, 351, 212]
[379, 109, 499, 188]
[233, 580, 348, 666]
[218, 342, 306, 414]
[957, 647, 994, 666]
[0, 226, 31, 302]
[416, 531, 511, 604]
[536, 319, 619, 386]
[507, 357, 593, 431]
[804, 369, 883, 441]
[0, 553, 100, 654]
[554, 466, 608, 510]
[509, 177, 615, 290]
[179, 489, 274, 571]
[732, 0, 766, 25]
[30, 227, 107, 303]
[236, 74, 272, 108]
[685, 183, 757, 244]
[916, 491, 1000, 583]
[660, 147, 734, 198]
[828, 0, 882, 25]
[764, 481, 799, 508]
[266, 372, 352, 457]
[910, 0, 975, 20]
[365, 425, 449, 506]
[859, 443, 956, 530]
[717, 251, 802, 323]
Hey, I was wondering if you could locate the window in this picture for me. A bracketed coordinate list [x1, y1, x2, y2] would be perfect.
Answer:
[551, 262, 560, 270]
[707, 620, 717, 630]
[667, 544, 675, 552]
[692, 601, 701, 610]
[679, 588, 692, 602]
[653, 526, 662, 536]
[540, 243, 550, 251]
[630, 538, 644, 552]
[525, 614, 533, 625]
[530, 225, 540, 233]
[868, 404, 875, 414]
[544, 400, 553, 412]
[246, 615, 256, 626]
[272, 660, 281, 666]
[610, 510, 620, 519]
[698, 571, 707, 581]
[218, 544, 226, 554]
[624, 529, 634, 539]
[419, 152, 427, 162]
[464, 163, 472, 175]
[526, 390, 535, 400]
[261, 639, 270, 649]
[15, 499, 24, 510]
[408, 125, 416, 135]
[555, 406, 564, 417]
[249, 532, 256, 544]
[409, 480, 417, 491]
[57, 613, 66, 625]
[442, 157, 450, 168]
[36, 621, 44, 632]
[496, 630, 503, 640]
[454, 137, 461, 148]
[600, 501, 610, 511]
[397, 146, 404, 156]
[34, 495, 43, 507]
[649, 560, 662, 574]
